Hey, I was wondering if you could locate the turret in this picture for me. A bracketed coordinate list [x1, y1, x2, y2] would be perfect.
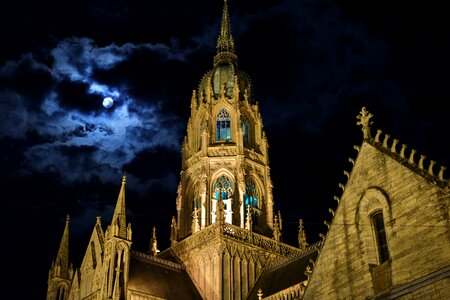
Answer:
[100, 175, 132, 300]
[47, 215, 73, 300]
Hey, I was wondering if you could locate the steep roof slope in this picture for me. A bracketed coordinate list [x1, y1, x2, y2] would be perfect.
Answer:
[127, 251, 203, 299]
[303, 108, 450, 299]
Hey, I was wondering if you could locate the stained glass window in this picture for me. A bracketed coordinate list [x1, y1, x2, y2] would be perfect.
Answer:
[213, 176, 233, 200]
[244, 179, 258, 208]
[216, 109, 231, 141]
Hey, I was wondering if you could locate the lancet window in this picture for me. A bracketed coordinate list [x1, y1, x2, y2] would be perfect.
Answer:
[242, 116, 249, 147]
[244, 179, 260, 225]
[211, 176, 234, 224]
[216, 108, 231, 141]
[371, 210, 390, 264]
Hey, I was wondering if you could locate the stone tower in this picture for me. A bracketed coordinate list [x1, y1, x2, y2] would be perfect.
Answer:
[176, 0, 273, 241]
[159, 1, 304, 299]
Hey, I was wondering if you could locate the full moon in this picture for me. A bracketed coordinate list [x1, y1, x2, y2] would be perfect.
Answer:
[102, 97, 114, 108]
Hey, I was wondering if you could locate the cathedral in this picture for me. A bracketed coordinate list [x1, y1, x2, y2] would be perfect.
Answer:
[46, 1, 450, 299]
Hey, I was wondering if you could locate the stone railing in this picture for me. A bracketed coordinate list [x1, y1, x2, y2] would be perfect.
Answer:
[221, 223, 303, 258]
[167, 223, 307, 258]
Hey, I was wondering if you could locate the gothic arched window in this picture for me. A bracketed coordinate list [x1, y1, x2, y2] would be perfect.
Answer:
[212, 176, 234, 224]
[216, 109, 231, 141]
[241, 117, 249, 147]
[213, 176, 233, 200]
[371, 210, 390, 263]
[245, 179, 260, 226]
[244, 179, 258, 208]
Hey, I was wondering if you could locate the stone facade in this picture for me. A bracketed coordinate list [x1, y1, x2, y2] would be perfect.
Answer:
[303, 111, 450, 299]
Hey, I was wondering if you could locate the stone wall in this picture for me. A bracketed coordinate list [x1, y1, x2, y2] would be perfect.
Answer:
[304, 141, 449, 299]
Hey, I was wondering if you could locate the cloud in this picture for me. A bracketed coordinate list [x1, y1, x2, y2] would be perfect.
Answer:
[0, 36, 193, 190]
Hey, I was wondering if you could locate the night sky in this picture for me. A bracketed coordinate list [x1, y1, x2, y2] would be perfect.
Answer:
[1, 1, 449, 298]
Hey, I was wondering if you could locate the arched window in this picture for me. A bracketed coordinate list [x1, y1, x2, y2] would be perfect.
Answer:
[213, 176, 233, 200]
[212, 176, 234, 224]
[216, 109, 231, 141]
[244, 179, 260, 225]
[371, 210, 390, 263]
[244, 179, 258, 208]
[56, 286, 65, 300]
[241, 117, 249, 147]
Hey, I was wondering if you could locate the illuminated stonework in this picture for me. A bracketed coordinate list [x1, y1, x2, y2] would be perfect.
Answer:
[47, 2, 449, 300]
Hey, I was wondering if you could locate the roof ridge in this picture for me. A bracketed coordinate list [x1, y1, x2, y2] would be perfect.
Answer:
[356, 107, 448, 189]
[131, 250, 183, 271]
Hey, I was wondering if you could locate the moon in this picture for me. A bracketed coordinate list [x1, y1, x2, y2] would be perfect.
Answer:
[102, 97, 114, 108]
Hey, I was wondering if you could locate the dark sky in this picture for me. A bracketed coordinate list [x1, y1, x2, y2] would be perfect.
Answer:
[1, 0, 449, 298]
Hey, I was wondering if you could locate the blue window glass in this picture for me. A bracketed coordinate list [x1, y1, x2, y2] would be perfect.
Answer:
[245, 179, 258, 208]
[213, 176, 233, 200]
[216, 109, 231, 140]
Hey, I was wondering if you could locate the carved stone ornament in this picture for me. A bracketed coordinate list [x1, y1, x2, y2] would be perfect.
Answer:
[356, 106, 373, 139]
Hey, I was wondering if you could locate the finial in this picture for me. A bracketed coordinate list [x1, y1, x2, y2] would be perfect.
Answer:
[428, 160, 436, 176]
[273, 214, 281, 242]
[96, 216, 101, 225]
[375, 129, 382, 143]
[382, 134, 390, 148]
[298, 219, 308, 251]
[328, 208, 335, 217]
[356, 107, 373, 139]
[391, 139, 399, 153]
[438, 166, 446, 180]
[122, 174, 127, 184]
[150, 226, 159, 256]
[400, 144, 407, 158]
[170, 216, 178, 245]
[408, 149, 417, 164]
[66, 214, 70, 222]
[257, 289, 263, 300]
[192, 207, 200, 234]
[418, 154, 426, 170]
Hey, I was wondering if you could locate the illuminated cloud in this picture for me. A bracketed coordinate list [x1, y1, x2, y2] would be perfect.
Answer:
[0, 37, 190, 188]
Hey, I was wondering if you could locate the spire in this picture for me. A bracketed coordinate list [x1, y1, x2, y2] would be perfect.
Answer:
[111, 175, 127, 239]
[150, 226, 160, 256]
[298, 219, 309, 251]
[55, 215, 70, 279]
[214, 0, 238, 66]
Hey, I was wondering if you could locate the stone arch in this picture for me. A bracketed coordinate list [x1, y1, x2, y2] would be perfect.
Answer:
[355, 187, 392, 266]
[194, 110, 208, 151]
